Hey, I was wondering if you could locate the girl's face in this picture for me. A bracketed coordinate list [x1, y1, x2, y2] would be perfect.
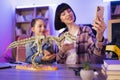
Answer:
[32, 19, 46, 36]
[60, 9, 74, 25]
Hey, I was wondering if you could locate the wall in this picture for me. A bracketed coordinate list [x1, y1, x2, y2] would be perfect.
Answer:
[0, 0, 15, 62]
[16, 0, 110, 38]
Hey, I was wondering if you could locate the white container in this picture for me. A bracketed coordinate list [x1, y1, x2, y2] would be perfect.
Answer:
[80, 69, 94, 80]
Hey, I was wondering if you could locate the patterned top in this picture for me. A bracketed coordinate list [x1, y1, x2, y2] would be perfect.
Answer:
[64, 29, 78, 64]
[56, 25, 107, 64]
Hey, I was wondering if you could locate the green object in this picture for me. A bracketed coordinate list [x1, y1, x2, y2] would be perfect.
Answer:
[83, 61, 90, 70]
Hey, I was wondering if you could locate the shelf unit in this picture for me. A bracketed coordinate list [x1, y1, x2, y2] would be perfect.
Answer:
[107, 1, 120, 43]
[110, 1, 120, 19]
[14, 6, 50, 62]
[15, 6, 49, 40]
[108, 19, 120, 42]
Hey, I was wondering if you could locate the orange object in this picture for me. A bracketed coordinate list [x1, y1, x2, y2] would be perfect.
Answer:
[16, 64, 58, 71]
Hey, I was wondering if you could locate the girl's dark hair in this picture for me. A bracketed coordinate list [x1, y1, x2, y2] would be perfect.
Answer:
[31, 17, 47, 27]
[30, 17, 47, 36]
[54, 3, 76, 30]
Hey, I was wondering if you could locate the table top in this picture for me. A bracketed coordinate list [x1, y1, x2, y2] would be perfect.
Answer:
[0, 64, 106, 80]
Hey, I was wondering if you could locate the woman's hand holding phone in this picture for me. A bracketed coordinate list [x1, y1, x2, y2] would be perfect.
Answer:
[92, 6, 106, 42]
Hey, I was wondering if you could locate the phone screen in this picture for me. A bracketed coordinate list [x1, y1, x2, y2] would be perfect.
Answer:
[96, 6, 104, 19]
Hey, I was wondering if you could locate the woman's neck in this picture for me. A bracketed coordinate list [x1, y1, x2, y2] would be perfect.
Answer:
[67, 23, 79, 35]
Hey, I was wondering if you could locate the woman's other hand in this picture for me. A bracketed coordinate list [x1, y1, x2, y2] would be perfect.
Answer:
[61, 43, 74, 53]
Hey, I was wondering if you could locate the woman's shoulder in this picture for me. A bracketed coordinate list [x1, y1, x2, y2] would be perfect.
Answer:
[80, 24, 96, 35]
[78, 24, 97, 35]
[79, 24, 92, 31]
[58, 28, 68, 37]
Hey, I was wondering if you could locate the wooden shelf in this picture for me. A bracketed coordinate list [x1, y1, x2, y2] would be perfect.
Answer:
[111, 14, 120, 19]
[110, 1, 120, 19]
[15, 6, 49, 39]
[108, 19, 120, 42]
[109, 1, 120, 43]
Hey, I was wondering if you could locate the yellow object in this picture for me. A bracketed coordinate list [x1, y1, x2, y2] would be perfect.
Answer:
[106, 45, 120, 60]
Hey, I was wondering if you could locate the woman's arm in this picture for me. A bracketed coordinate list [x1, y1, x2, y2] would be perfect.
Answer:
[80, 26, 106, 63]
[92, 17, 107, 56]
[56, 49, 67, 64]
[85, 26, 106, 56]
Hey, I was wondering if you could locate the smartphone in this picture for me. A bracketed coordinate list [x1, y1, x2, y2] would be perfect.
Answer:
[96, 6, 104, 19]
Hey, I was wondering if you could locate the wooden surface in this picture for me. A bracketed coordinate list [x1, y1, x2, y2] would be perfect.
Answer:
[0, 64, 106, 80]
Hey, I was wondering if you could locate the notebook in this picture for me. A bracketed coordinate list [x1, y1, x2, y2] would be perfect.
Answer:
[0, 63, 12, 69]
[103, 60, 120, 70]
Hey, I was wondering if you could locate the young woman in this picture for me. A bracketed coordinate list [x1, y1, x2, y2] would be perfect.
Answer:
[26, 17, 56, 64]
[54, 3, 107, 64]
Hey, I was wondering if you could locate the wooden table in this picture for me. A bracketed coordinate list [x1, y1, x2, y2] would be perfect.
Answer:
[0, 64, 106, 80]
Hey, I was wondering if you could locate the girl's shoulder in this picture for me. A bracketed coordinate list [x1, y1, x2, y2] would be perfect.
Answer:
[58, 24, 94, 36]
[26, 41, 35, 47]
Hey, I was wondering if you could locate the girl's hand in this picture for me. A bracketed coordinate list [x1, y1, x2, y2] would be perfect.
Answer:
[42, 50, 56, 61]
[92, 16, 106, 41]
[43, 50, 51, 56]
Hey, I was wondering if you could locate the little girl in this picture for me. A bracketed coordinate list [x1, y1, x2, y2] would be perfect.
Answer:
[26, 17, 56, 64]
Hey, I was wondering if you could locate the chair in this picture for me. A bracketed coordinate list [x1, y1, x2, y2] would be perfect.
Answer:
[16, 35, 29, 62]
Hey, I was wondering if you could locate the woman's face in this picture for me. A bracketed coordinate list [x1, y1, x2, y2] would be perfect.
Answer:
[60, 9, 74, 25]
[32, 19, 46, 36]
